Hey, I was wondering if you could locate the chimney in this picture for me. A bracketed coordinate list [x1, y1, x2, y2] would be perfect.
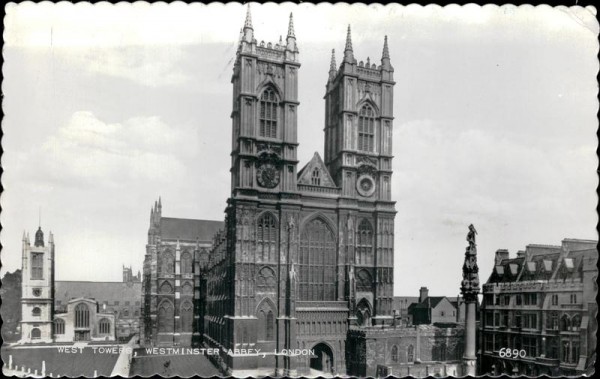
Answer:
[419, 286, 429, 303]
[495, 249, 509, 265]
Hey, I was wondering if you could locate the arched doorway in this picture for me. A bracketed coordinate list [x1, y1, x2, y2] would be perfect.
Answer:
[310, 343, 334, 374]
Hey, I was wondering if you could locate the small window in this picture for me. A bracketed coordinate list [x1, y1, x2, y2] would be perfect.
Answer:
[54, 319, 65, 335]
[311, 169, 321, 185]
[32, 307, 41, 317]
[125, 301, 130, 306]
[114, 301, 120, 306]
[551, 294, 558, 305]
[570, 294, 577, 304]
[391, 345, 398, 362]
[99, 318, 111, 334]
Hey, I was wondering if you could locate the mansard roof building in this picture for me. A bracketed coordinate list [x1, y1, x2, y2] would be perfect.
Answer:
[480, 238, 598, 376]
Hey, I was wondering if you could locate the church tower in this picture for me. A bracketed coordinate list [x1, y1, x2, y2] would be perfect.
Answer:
[324, 28, 395, 201]
[20, 226, 55, 343]
[230, 7, 300, 196]
[324, 28, 396, 326]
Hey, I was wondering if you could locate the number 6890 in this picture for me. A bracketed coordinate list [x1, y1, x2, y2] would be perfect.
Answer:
[499, 348, 526, 358]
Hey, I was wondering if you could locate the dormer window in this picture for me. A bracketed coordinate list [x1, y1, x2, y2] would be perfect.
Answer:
[311, 168, 321, 185]
[260, 88, 278, 138]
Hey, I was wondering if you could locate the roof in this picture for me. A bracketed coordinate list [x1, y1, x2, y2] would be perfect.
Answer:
[409, 296, 451, 310]
[297, 152, 336, 188]
[55, 281, 141, 303]
[160, 217, 224, 242]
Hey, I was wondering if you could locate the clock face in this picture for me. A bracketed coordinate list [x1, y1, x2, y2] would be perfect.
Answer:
[356, 175, 376, 197]
[257, 162, 280, 188]
[33, 288, 41, 297]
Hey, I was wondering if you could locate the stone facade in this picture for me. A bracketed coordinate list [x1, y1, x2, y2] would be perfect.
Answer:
[20, 227, 55, 343]
[479, 238, 598, 376]
[346, 325, 465, 377]
[53, 298, 116, 342]
[140, 198, 223, 347]
[202, 8, 396, 376]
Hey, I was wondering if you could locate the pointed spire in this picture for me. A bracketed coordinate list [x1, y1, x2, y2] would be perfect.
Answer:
[23, 230, 27, 242]
[158, 196, 162, 208]
[383, 35, 390, 59]
[244, 4, 253, 30]
[381, 35, 393, 71]
[287, 13, 295, 38]
[344, 25, 354, 64]
[328, 49, 337, 81]
[242, 4, 254, 43]
[48, 231, 53, 244]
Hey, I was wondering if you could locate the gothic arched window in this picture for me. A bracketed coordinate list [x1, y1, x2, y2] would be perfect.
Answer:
[298, 218, 336, 301]
[161, 250, 174, 275]
[358, 104, 375, 152]
[560, 315, 570, 331]
[54, 318, 65, 335]
[158, 301, 174, 333]
[391, 345, 399, 362]
[257, 267, 277, 291]
[266, 311, 274, 340]
[75, 303, 90, 328]
[160, 281, 173, 294]
[181, 251, 193, 274]
[257, 213, 277, 262]
[356, 219, 373, 265]
[181, 301, 193, 332]
[99, 318, 111, 334]
[311, 168, 321, 185]
[408, 344, 415, 362]
[260, 88, 278, 138]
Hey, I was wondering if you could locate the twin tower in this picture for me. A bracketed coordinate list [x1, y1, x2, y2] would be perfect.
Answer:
[205, 7, 396, 376]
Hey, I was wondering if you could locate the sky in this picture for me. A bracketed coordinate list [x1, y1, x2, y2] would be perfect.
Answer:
[2, 2, 598, 297]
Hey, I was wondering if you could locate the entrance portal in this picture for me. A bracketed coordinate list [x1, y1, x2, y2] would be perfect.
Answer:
[75, 331, 90, 341]
[310, 343, 334, 374]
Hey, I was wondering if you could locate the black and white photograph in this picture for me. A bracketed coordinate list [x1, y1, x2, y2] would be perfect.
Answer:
[1, 2, 598, 377]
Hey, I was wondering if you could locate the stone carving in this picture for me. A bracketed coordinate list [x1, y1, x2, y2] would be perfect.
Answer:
[461, 224, 480, 301]
[356, 156, 377, 167]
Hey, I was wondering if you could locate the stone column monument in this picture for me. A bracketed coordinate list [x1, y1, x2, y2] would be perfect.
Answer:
[460, 224, 480, 376]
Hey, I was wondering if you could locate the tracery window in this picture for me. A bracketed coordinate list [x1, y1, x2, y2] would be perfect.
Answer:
[257, 213, 277, 262]
[356, 219, 373, 265]
[161, 250, 174, 275]
[391, 345, 399, 362]
[181, 251, 193, 274]
[181, 301, 193, 332]
[158, 301, 174, 333]
[54, 319, 65, 335]
[260, 88, 278, 138]
[298, 218, 336, 301]
[75, 303, 90, 328]
[99, 318, 111, 334]
[358, 104, 375, 152]
[31, 252, 44, 279]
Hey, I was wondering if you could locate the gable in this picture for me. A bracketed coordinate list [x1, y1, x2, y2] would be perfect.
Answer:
[297, 152, 336, 188]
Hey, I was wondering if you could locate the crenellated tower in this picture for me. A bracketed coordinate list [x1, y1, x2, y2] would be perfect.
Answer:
[230, 8, 300, 196]
[324, 28, 395, 201]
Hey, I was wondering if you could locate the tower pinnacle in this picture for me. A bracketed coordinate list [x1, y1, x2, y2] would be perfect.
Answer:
[343, 25, 354, 63]
[244, 5, 253, 30]
[381, 35, 393, 71]
[287, 13, 295, 38]
[328, 49, 337, 81]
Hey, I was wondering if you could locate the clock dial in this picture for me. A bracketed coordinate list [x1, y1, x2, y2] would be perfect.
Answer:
[356, 174, 376, 197]
[257, 163, 280, 188]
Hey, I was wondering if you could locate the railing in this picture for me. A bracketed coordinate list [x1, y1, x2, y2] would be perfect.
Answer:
[297, 184, 340, 195]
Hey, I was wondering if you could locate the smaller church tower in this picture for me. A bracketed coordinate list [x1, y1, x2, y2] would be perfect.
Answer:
[20, 226, 55, 343]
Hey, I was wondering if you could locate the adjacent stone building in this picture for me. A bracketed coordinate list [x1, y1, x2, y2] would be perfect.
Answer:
[203, 8, 396, 376]
[54, 269, 142, 342]
[140, 198, 223, 347]
[480, 238, 598, 376]
[19, 227, 116, 343]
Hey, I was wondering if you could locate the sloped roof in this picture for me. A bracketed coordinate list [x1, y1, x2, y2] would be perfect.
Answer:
[55, 281, 141, 303]
[297, 152, 337, 188]
[160, 217, 224, 242]
[408, 296, 450, 310]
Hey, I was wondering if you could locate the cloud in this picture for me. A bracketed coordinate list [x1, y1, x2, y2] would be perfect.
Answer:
[35, 111, 192, 187]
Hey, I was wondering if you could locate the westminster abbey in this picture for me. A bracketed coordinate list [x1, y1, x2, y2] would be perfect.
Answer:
[142, 7, 397, 376]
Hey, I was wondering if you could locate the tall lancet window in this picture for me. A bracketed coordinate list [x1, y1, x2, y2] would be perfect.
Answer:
[358, 104, 375, 152]
[260, 88, 278, 138]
